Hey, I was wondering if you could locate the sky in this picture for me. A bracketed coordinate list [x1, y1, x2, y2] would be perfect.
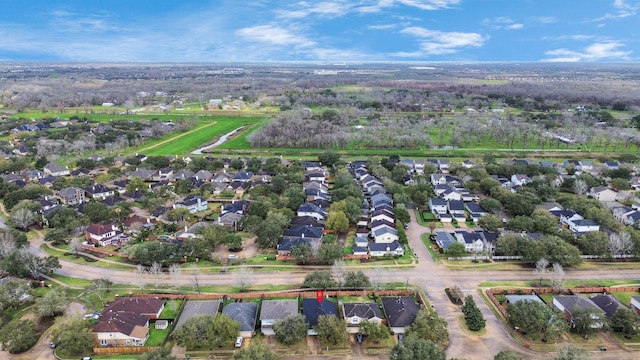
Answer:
[0, 0, 638, 63]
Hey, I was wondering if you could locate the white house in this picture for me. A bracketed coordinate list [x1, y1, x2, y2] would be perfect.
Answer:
[372, 227, 399, 244]
[569, 219, 600, 233]
[588, 186, 617, 202]
[173, 197, 208, 214]
[368, 241, 404, 257]
[429, 198, 448, 215]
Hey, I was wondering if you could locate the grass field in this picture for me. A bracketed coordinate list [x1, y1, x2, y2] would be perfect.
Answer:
[126, 117, 263, 156]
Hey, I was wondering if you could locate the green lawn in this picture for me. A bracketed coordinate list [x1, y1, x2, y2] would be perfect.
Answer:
[146, 327, 170, 347]
[421, 234, 440, 263]
[159, 300, 182, 319]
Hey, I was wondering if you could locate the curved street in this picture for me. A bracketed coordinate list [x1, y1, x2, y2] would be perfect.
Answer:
[16, 210, 640, 359]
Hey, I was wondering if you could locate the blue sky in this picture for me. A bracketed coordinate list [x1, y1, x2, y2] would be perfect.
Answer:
[0, 0, 638, 62]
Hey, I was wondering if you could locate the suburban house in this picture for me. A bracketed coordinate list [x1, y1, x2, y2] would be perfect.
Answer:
[222, 302, 258, 338]
[590, 294, 625, 318]
[372, 227, 399, 244]
[552, 295, 606, 328]
[276, 237, 315, 256]
[368, 241, 404, 257]
[260, 299, 298, 335]
[57, 187, 85, 205]
[282, 225, 324, 241]
[454, 231, 485, 253]
[465, 202, 488, 222]
[302, 298, 339, 335]
[434, 231, 456, 250]
[370, 209, 395, 224]
[448, 200, 465, 217]
[93, 311, 149, 347]
[84, 184, 115, 199]
[510, 174, 531, 186]
[233, 171, 254, 183]
[297, 203, 328, 221]
[221, 199, 251, 215]
[85, 223, 122, 246]
[569, 219, 600, 234]
[173, 196, 208, 213]
[93, 297, 165, 347]
[429, 197, 448, 215]
[588, 186, 617, 202]
[217, 212, 243, 230]
[381, 297, 419, 334]
[342, 302, 384, 333]
[174, 300, 221, 329]
[44, 162, 70, 177]
[176, 222, 211, 240]
[631, 296, 640, 314]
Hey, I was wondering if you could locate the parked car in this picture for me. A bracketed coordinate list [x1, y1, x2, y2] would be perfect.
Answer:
[235, 336, 243, 348]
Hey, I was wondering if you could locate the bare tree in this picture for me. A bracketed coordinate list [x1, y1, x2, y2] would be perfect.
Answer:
[371, 266, 385, 290]
[0, 232, 16, 258]
[148, 261, 163, 291]
[332, 259, 347, 288]
[534, 258, 549, 287]
[574, 179, 588, 195]
[69, 238, 83, 256]
[608, 232, 634, 257]
[234, 265, 253, 291]
[10, 208, 36, 231]
[89, 278, 113, 307]
[190, 263, 201, 294]
[168, 263, 181, 292]
[135, 263, 147, 292]
[551, 262, 565, 291]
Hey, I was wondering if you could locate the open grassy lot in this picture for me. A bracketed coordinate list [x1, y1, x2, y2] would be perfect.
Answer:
[127, 116, 263, 156]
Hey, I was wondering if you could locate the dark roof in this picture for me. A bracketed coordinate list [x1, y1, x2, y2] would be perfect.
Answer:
[175, 300, 221, 328]
[103, 297, 164, 318]
[381, 296, 419, 328]
[290, 216, 325, 228]
[590, 294, 625, 318]
[465, 202, 486, 213]
[429, 197, 447, 206]
[553, 295, 604, 315]
[434, 232, 456, 250]
[222, 302, 258, 332]
[93, 310, 148, 337]
[277, 237, 313, 252]
[283, 225, 324, 240]
[448, 200, 465, 211]
[343, 302, 383, 320]
[369, 241, 402, 252]
[302, 298, 338, 327]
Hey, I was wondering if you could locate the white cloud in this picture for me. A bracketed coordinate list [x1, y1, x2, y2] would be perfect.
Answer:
[368, 24, 398, 30]
[278, 0, 460, 17]
[593, 0, 638, 20]
[236, 25, 316, 47]
[543, 41, 632, 62]
[542, 34, 596, 41]
[276, 1, 351, 19]
[401, 27, 486, 55]
[531, 16, 558, 24]
[482, 16, 523, 30]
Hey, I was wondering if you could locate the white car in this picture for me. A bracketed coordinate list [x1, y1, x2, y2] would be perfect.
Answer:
[235, 336, 243, 348]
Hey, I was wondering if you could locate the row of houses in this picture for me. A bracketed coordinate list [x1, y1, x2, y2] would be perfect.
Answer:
[351, 161, 404, 257]
[93, 295, 422, 348]
[508, 293, 640, 330]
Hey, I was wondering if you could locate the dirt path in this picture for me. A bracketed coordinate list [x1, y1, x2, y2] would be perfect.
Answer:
[125, 121, 217, 155]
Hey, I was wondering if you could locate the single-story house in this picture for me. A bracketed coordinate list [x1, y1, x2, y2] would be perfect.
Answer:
[380, 297, 419, 334]
[174, 300, 221, 329]
[222, 302, 258, 338]
[303, 298, 339, 335]
[552, 295, 606, 328]
[260, 299, 299, 335]
[342, 302, 384, 333]
[368, 241, 404, 257]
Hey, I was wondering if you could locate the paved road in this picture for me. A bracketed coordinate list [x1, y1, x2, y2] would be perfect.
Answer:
[19, 210, 640, 359]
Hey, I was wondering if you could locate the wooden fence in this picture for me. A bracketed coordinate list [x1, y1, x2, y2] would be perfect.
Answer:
[132, 289, 416, 301]
[93, 346, 158, 355]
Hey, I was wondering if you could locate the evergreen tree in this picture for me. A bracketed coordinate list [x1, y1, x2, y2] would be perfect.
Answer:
[461, 295, 486, 331]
